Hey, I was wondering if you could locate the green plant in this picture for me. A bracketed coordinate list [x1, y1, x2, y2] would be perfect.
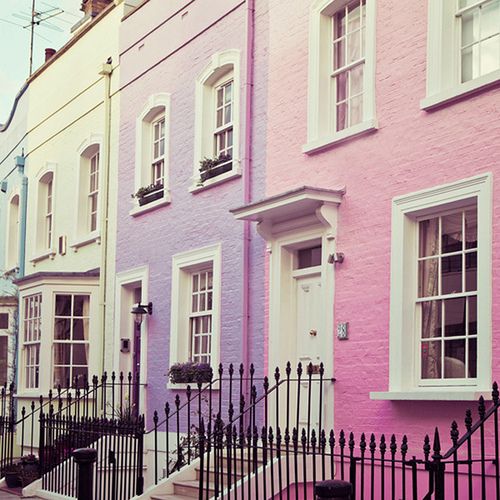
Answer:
[199, 154, 232, 173]
[131, 182, 164, 200]
[107, 396, 137, 423]
[168, 362, 213, 384]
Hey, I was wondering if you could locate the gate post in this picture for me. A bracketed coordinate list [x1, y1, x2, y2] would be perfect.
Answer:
[73, 448, 97, 500]
[315, 479, 353, 499]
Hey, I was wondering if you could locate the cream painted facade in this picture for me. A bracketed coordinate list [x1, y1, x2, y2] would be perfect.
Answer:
[13, 0, 139, 401]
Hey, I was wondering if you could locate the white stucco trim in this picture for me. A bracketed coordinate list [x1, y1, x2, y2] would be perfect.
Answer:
[305, 0, 377, 152]
[30, 163, 57, 263]
[134, 93, 171, 205]
[374, 173, 493, 401]
[168, 243, 222, 388]
[191, 50, 241, 188]
[114, 266, 149, 415]
[72, 135, 103, 246]
[5, 190, 21, 270]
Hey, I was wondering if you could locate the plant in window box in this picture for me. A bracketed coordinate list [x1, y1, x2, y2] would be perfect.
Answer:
[131, 182, 164, 206]
[198, 154, 232, 183]
[168, 362, 213, 385]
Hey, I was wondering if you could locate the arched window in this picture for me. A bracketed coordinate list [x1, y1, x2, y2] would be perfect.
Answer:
[36, 171, 54, 253]
[133, 94, 170, 209]
[192, 50, 241, 189]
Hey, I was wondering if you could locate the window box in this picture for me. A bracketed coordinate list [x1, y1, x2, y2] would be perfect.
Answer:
[132, 183, 164, 207]
[168, 362, 213, 385]
[199, 155, 233, 183]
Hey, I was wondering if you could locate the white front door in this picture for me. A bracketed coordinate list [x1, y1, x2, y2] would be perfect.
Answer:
[293, 269, 324, 432]
[295, 272, 323, 369]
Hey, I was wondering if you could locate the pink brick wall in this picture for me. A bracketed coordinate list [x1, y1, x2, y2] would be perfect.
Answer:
[263, 0, 500, 448]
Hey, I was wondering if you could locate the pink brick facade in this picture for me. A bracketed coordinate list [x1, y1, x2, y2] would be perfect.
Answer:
[259, 0, 500, 449]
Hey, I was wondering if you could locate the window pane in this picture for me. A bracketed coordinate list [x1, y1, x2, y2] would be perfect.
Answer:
[217, 109, 223, 128]
[0, 314, 8, 329]
[349, 95, 363, 126]
[441, 254, 462, 295]
[462, 45, 480, 82]
[468, 296, 477, 335]
[347, 2, 361, 31]
[192, 294, 198, 313]
[74, 295, 88, 317]
[421, 300, 442, 338]
[334, 10, 346, 39]
[73, 319, 89, 341]
[54, 344, 71, 365]
[465, 251, 477, 291]
[333, 39, 345, 70]
[465, 208, 477, 249]
[481, 1, 500, 39]
[225, 82, 233, 103]
[418, 258, 439, 298]
[336, 72, 347, 102]
[54, 318, 71, 340]
[444, 298, 466, 337]
[72, 344, 88, 366]
[298, 246, 322, 269]
[480, 35, 500, 75]
[421, 341, 442, 379]
[200, 273, 206, 291]
[441, 212, 462, 254]
[419, 218, 439, 257]
[444, 339, 466, 378]
[346, 32, 361, 63]
[469, 337, 477, 377]
[224, 105, 232, 124]
[217, 88, 224, 107]
[54, 366, 70, 388]
[55, 295, 72, 316]
[336, 102, 347, 131]
[462, 10, 479, 46]
[72, 367, 88, 388]
[350, 65, 364, 95]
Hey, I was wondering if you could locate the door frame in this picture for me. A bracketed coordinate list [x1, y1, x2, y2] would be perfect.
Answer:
[114, 266, 149, 418]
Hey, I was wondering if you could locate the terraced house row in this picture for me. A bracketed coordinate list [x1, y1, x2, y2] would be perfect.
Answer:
[0, 0, 499, 498]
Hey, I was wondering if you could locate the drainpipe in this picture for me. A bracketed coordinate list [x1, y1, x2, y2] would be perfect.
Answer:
[242, 0, 255, 371]
[14, 153, 27, 392]
[16, 155, 28, 279]
[98, 61, 113, 373]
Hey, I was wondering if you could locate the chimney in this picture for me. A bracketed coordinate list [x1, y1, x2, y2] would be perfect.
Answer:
[80, 0, 113, 17]
[45, 48, 56, 62]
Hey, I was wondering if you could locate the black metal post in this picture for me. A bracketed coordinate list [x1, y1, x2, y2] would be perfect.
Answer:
[315, 480, 353, 499]
[73, 448, 97, 500]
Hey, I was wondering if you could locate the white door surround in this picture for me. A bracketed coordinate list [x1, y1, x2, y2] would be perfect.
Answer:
[231, 186, 344, 429]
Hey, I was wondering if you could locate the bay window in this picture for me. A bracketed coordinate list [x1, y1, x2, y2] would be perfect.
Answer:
[23, 294, 42, 390]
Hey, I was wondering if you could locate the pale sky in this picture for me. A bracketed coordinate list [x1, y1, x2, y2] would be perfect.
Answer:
[0, 0, 83, 123]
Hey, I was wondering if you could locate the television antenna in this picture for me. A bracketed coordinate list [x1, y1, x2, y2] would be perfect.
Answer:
[12, 0, 65, 76]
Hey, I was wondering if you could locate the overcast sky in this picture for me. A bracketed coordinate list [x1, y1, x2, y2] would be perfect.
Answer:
[0, 0, 83, 123]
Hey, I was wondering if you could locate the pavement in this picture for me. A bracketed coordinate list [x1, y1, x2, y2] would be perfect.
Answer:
[0, 487, 41, 499]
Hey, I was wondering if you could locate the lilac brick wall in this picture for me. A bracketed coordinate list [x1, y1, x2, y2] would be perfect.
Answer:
[117, 0, 267, 414]
[263, 0, 500, 446]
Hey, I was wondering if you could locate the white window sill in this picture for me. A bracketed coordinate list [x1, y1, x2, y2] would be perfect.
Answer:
[30, 249, 56, 264]
[370, 388, 491, 401]
[421, 69, 500, 111]
[129, 191, 171, 217]
[302, 119, 378, 155]
[70, 232, 101, 251]
[189, 168, 241, 194]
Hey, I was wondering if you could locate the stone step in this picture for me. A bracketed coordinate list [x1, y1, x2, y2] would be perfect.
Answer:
[195, 465, 244, 482]
[173, 479, 214, 498]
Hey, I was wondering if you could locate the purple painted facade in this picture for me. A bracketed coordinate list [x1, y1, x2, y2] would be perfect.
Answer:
[116, 0, 267, 416]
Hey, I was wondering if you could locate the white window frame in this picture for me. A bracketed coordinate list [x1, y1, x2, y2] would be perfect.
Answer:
[151, 115, 166, 186]
[53, 293, 91, 389]
[421, 0, 500, 110]
[72, 137, 102, 250]
[372, 173, 492, 401]
[191, 50, 241, 192]
[32, 166, 56, 262]
[22, 293, 42, 390]
[6, 192, 20, 271]
[304, 0, 377, 154]
[169, 244, 222, 386]
[132, 93, 171, 216]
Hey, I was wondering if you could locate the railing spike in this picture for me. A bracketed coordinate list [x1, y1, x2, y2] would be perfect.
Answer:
[450, 420, 459, 445]
[478, 395, 486, 419]
[492, 381, 499, 405]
